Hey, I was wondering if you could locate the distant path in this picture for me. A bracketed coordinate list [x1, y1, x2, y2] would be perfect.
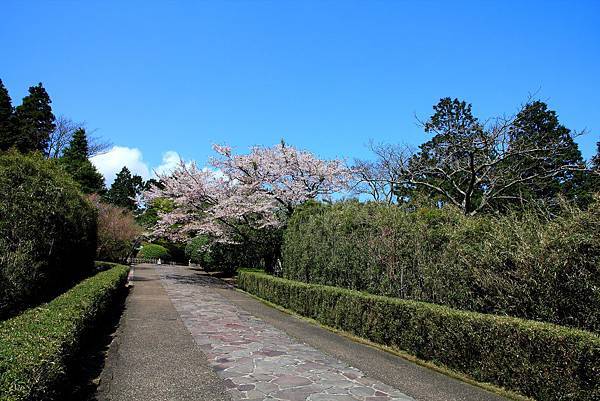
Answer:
[159, 266, 510, 401]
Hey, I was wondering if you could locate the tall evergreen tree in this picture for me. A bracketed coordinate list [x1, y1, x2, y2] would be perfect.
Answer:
[60, 128, 106, 194]
[105, 166, 145, 210]
[0, 79, 16, 151]
[13, 83, 55, 153]
[62, 128, 89, 160]
[507, 101, 586, 205]
[587, 142, 600, 194]
[592, 142, 600, 172]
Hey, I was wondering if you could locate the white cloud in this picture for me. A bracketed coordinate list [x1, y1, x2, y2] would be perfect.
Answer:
[153, 150, 181, 176]
[91, 146, 151, 185]
[202, 166, 226, 179]
[91, 147, 186, 186]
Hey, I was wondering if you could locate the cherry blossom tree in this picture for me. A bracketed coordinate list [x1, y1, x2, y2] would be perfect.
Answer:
[144, 141, 352, 246]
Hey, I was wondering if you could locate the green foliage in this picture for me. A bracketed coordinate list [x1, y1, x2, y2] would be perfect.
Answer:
[136, 243, 171, 261]
[589, 142, 600, 193]
[59, 129, 105, 194]
[393, 98, 589, 214]
[211, 226, 283, 275]
[0, 264, 128, 401]
[135, 197, 174, 228]
[65, 160, 106, 194]
[239, 271, 600, 401]
[0, 79, 16, 152]
[153, 239, 186, 263]
[61, 128, 89, 160]
[0, 152, 98, 319]
[507, 101, 588, 207]
[105, 166, 144, 210]
[282, 200, 600, 332]
[12, 83, 55, 154]
[185, 236, 213, 266]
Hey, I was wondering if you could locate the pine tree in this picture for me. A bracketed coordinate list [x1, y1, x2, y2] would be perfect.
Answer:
[105, 166, 145, 210]
[60, 128, 106, 194]
[0, 79, 16, 151]
[13, 83, 55, 153]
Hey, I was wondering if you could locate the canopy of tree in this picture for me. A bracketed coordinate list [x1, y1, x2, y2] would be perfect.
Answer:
[104, 166, 146, 210]
[59, 129, 106, 194]
[0, 80, 55, 154]
[355, 98, 595, 214]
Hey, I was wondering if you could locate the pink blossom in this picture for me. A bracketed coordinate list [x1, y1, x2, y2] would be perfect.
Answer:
[143, 142, 351, 242]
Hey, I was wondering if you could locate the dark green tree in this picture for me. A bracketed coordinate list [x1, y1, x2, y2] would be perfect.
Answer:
[60, 129, 106, 194]
[587, 142, 600, 194]
[392, 98, 489, 213]
[507, 101, 586, 205]
[62, 128, 89, 160]
[0, 79, 16, 151]
[592, 142, 600, 172]
[12, 83, 55, 153]
[380, 98, 586, 215]
[105, 166, 145, 210]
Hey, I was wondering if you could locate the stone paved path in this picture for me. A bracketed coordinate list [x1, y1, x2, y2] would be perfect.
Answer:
[96, 264, 229, 401]
[160, 268, 415, 401]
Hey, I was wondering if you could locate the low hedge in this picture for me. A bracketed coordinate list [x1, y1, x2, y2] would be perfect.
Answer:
[0, 264, 129, 401]
[94, 260, 122, 271]
[238, 270, 600, 401]
[136, 243, 170, 261]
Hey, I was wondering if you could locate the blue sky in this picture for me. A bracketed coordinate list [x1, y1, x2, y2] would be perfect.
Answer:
[2, 0, 599, 183]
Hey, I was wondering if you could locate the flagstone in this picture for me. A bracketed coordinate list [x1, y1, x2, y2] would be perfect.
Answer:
[160, 268, 414, 401]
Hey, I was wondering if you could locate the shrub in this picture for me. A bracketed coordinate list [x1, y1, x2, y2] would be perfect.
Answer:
[89, 195, 142, 263]
[282, 200, 600, 332]
[154, 239, 186, 263]
[185, 226, 282, 275]
[239, 271, 600, 401]
[0, 151, 98, 319]
[0, 264, 128, 401]
[185, 235, 213, 266]
[136, 243, 171, 261]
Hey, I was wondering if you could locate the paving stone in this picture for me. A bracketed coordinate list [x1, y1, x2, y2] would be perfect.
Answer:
[160, 268, 415, 401]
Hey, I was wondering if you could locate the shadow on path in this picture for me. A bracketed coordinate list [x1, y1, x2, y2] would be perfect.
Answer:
[163, 269, 232, 288]
[95, 264, 230, 401]
[65, 286, 130, 401]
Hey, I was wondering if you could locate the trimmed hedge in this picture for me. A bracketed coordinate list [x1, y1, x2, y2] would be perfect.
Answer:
[94, 260, 122, 271]
[0, 151, 98, 319]
[0, 264, 129, 401]
[136, 243, 170, 261]
[238, 270, 600, 401]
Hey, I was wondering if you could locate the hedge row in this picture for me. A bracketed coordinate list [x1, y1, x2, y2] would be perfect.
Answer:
[282, 201, 600, 332]
[238, 270, 600, 401]
[0, 264, 129, 401]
